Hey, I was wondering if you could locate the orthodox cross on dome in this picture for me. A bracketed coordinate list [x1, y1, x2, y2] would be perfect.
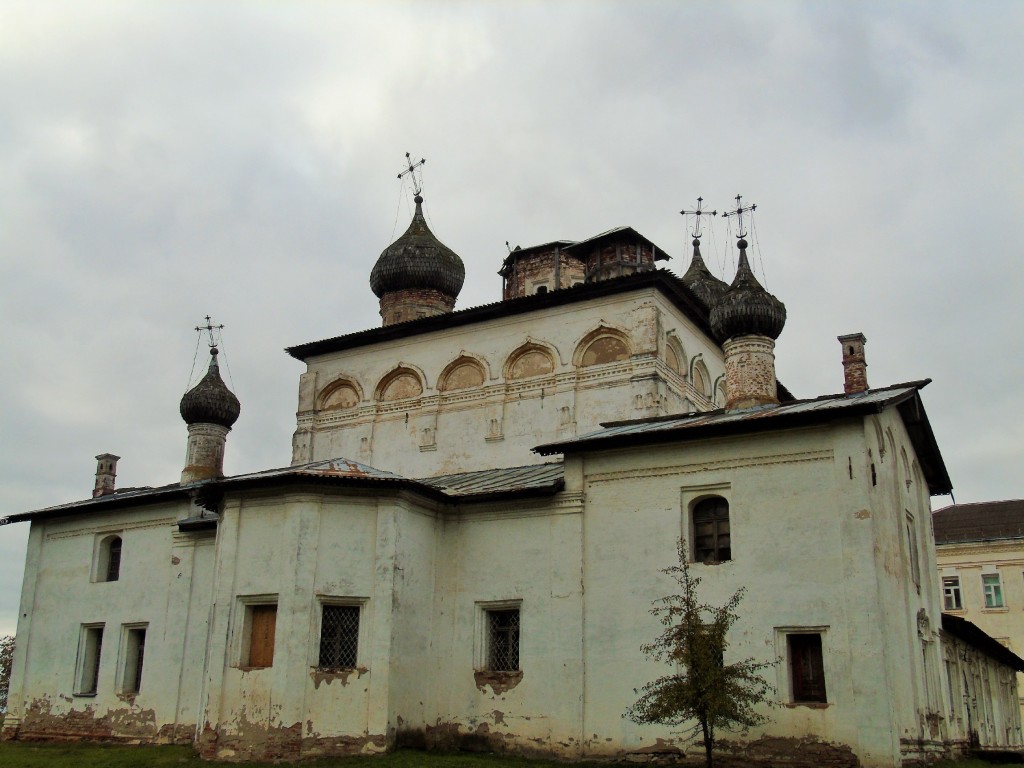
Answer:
[195, 315, 224, 349]
[722, 194, 757, 240]
[397, 152, 427, 196]
[680, 196, 717, 239]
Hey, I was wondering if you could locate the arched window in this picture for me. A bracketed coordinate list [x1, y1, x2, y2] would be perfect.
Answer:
[439, 357, 486, 392]
[98, 535, 122, 582]
[579, 335, 630, 367]
[693, 498, 730, 563]
[319, 379, 361, 410]
[506, 345, 555, 380]
[376, 368, 423, 401]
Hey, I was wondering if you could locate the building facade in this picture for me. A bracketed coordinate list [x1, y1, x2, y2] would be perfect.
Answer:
[2, 195, 1021, 765]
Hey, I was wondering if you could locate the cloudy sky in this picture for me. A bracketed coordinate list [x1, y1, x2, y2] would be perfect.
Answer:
[1, 1, 1021, 636]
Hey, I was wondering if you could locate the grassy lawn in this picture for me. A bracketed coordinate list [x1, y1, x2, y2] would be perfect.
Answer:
[0, 743, 1010, 768]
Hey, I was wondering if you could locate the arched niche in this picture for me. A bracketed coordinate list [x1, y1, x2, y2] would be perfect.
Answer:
[574, 326, 632, 367]
[439, 356, 486, 392]
[691, 357, 710, 397]
[714, 377, 727, 408]
[665, 335, 687, 377]
[506, 343, 556, 380]
[319, 378, 363, 410]
[376, 367, 424, 401]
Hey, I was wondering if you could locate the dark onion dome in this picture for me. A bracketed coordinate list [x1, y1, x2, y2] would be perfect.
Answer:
[709, 239, 787, 343]
[681, 238, 728, 310]
[369, 195, 465, 300]
[180, 348, 241, 428]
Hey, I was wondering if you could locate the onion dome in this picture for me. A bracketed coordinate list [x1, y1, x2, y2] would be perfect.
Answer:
[369, 195, 465, 300]
[709, 239, 787, 343]
[180, 348, 241, 428]
[681, 238, 728, 310]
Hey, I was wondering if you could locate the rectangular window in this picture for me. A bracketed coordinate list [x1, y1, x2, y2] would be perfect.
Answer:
[318, 605, 359, 668]
[905, 513, 920, 589]
[983, 574, 1004, 608]
[76, 624, 104, 695]
[487, 609, 520, 672]
[120, 625, 146, 694]
[789, 633, 827, 703]
[246, 604, 277, 668]
[693, 497, 731, 563]
[943, 576, 963, 610]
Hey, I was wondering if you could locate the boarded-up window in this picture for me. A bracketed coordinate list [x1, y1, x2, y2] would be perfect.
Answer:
[789, 633, 827, 703]
[321, 382, 359, 410]
[379, 371, 423, 401]
[580, 336, 630, 366]
[507, 349, 554, 380]
[693, 497, 730, 563]
[248, 605, 277, 668]
[441, 361, 485, 391]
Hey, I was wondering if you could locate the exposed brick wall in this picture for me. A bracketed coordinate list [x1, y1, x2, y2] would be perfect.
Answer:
[722, 335, 779, 410]
[584, 241, 656, 282]
[379, 289, 456, 326]
[502, 250, 585, 299]
[838, 333, 868, 394]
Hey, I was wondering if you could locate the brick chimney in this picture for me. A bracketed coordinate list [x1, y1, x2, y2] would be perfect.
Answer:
[838, 333, 868, 394]
[93, 453, 120, 498]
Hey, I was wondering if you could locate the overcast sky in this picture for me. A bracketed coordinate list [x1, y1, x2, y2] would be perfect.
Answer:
[1, 1, 1021, 636]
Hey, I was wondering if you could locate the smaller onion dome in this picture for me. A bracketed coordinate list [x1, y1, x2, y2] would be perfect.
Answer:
[369, 195, 465, 300]
[681, 238, 728, 310]
[180, 348, 241, 428]
[709, 239, 787, 343]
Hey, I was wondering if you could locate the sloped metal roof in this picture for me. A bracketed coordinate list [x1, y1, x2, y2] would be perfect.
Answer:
[561, 226, 671, 261]
[933, 499, 1024, 545]
[418, 462, 564, 499]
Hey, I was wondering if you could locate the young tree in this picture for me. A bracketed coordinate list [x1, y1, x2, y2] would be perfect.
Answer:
[0, 635, 14, 713]
[626, 541, 774, 768]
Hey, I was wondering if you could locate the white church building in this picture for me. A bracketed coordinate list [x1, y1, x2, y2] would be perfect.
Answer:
[2, 190, 1022, 766]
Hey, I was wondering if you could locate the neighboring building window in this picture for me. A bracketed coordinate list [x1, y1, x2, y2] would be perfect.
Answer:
[76, 624, 104, 696]
[245, 604, 277, 668]
[487, 608, 520, 672]
[693, 497, 730, 563]
[789, 633, 827, 703]
[318, 604, 360, 668]
[943, 576, 963, 610]
[983, 574, 1004, 608]
[120, 625, 147, 695]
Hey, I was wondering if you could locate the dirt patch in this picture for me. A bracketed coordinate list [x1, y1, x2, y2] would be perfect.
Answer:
[473, 669, 523, 695]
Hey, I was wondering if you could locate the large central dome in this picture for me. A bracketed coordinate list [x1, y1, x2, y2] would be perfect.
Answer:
[369, 195, 465, 300]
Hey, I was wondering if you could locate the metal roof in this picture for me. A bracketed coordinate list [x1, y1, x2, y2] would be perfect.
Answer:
[942, 613, 1024, 671]
[933, 499, 1024, 545]
[418, 462, 564, 499]
[535, 381, 953, 496]
[560, 226, 671, 261]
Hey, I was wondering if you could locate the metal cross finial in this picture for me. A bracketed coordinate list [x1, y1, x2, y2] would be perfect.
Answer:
[397, 152, 426, 196]
[721, 194, 756, 239]
[195, 315, 224, 348]
[680, 196, 717, 239]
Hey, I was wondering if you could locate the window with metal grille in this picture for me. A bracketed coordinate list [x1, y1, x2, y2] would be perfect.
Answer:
[318, 605, 360, 668]
[693, 497, 730, 563]
[789, 633, 827, 703]
[487, 609, 520, 672]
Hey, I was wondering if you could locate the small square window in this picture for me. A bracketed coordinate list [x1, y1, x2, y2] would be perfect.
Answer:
[788, 633, 827, 703]
[75, 624, 104, 696]
[487, 609, 520, 672]
[983, 574, 1004, 608]
[318, 604, 360, 668]
[943, 576, 962, 610]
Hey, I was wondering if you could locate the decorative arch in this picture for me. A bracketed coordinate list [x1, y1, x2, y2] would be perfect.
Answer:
[690, 356, 710, 398]
[375, 366, 424, 402]
[870, 416, 886, 463]
[573, 326, 632, 367]
[664, 334, 687, 377]
[438, 355, 487, 392]
[714, 377, 727, 408]
[319, 377, 363, 411]
[505, 342, 557, 380]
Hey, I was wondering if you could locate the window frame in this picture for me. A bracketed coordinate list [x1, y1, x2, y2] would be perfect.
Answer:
[476, 600, 522, 673]
[315, 598, 366, 670]
[75, 623, 105, 696]
[775, 626, 829, 707]
[983, 573, 1004, 609]
[692, 496, 731, 564]
[118, 623, 148, 695]
[236, 595, 279, 669]
[942, 576, 963, 610]
[905, 511, 920, 590]
[92, 533, 124, 583]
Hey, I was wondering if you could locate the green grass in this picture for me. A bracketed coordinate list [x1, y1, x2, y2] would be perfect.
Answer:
[0, 743, 1012, 768]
